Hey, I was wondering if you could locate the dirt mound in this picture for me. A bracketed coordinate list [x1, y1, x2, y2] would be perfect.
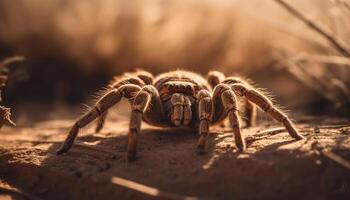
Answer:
[0, 116, 350, 200]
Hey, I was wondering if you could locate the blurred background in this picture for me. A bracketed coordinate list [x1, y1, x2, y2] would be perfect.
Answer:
[0, 0, 349, 124]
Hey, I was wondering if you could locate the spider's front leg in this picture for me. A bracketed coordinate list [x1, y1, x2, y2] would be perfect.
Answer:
[208, 71, 257, 127]
[95, 111, 108, 133]
[56, 84, 141, 155]
[214, 84, 246, 151]
[94, 69, 154, 133]
[126, 86, 155, 161]
[197, 90, 213, 154]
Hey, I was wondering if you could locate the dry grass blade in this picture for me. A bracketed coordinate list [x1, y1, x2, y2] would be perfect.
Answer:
[292, 54, 350, 66]
[274, 0, 350, 57]
[282, 60, 333, 101]
[330, 0, 350, 12]
[111, 176, 200, 200]
[277, 54, 350, 107]
[243, 7, 329, 51]
[322, 150, 350, 171]
[0, 185, 42, 200]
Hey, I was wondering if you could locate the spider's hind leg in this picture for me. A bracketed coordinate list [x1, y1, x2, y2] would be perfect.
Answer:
[244, 96, 257, 127]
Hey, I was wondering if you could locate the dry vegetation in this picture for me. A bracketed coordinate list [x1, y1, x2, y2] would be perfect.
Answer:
[274, 0, 350, 114]
[0, 56, 23, 128]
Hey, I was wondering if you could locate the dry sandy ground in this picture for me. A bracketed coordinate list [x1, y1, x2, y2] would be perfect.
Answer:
[0, 115, 350, 200]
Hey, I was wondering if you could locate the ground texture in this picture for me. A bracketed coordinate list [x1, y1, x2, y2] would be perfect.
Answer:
[0, 115, 350, 200]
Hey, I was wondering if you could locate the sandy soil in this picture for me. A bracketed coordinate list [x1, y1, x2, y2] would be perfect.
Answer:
[0, 115, 350, 200]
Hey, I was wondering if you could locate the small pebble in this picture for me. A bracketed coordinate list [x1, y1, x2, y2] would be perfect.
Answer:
[168, 158, 177, 165]
[74, 171, 83, 178]
[110, 155, 118, 160]
[104, 162, 111, 170]
[225, 144, 232, 151]
[340, 127, 350, 135]
[37, 187, 49, 194]
[98, 162, 111, 172]
[314, 127, 320, 134]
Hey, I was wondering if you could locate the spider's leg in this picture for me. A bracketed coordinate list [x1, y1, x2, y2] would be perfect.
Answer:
[197, 90, 213, 154]
[134, 69, 154, 85]
[183, 96, 192, 126]
[245, 99, 257, 127]
[95, 111, 108, 133]
[127, 86, 154, 161]
[141, 85, 166, 125]
[230, 83, 304, 140]
[206, 71, 226, 128]
[170, 93, 185, 126]
[223, 76, 257, 127]
[214, 84, 245, 151]
[56, 84, 141, 155]
[213, 83, 246, 151]
[95, 72, 152, 133]
[207, 71, 225, 89]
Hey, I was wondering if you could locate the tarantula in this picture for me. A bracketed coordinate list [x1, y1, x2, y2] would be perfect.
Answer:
[56, 70, 304, 161]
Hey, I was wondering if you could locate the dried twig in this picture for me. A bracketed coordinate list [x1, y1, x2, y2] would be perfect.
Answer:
[111, 176, 200, 200]
[274, 0, 350, 57]
[317, 123, 350, 129]
[0, 185, 42, 200]
[255, 127, 286, 136]
[322, 150, 350, 171]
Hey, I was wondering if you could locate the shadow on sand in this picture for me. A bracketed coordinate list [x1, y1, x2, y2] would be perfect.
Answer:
[1, 122, 350, 200]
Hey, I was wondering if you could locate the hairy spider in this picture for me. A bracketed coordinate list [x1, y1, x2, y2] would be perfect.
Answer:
[56, 70, 304, 161]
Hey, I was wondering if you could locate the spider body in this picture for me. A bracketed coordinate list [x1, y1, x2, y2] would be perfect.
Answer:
[56, 70, 304, 161]
[151, 71, 209, 127]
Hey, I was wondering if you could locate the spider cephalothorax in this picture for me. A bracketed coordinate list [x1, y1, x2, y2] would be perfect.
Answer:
[56, 70, 304, 161]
